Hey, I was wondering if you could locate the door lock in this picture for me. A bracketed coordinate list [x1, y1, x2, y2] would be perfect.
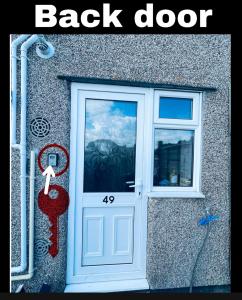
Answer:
[128, 180, 142, 198]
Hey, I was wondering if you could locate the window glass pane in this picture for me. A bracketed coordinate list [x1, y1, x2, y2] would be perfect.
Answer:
[84, 99, 137, 193]
[159, 97, 192, 119]
[153, 129, 194, 187]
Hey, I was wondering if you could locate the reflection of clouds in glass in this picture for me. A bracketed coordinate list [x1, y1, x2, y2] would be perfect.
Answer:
[155, 129, 193, 149]
[85, 99, 137, 147]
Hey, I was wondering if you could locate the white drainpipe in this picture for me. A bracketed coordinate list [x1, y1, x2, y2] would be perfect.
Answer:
[11, 150, 36, 281]
[11, 35, 55, 275]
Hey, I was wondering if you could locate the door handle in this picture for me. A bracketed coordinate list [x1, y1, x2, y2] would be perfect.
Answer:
[128, 183, 141, 188]
[128, 180, 142, 197]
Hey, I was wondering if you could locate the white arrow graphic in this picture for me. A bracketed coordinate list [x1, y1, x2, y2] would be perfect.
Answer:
[42, 166, 55, 195]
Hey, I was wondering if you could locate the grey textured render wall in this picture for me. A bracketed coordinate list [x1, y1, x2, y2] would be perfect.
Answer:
[11, 34, 231, 292]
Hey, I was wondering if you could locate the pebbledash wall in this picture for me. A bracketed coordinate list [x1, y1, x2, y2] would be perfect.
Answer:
[11, 34, 231, 292]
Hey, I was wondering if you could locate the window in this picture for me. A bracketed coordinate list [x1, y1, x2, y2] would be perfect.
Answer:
[153, 128, 194, 187]
[159, 97, 192, 119]
[151, 90, 202, 194]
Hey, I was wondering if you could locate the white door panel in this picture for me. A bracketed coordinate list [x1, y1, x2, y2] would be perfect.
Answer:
[113, 214, 133, 256]
[82, 207, 134, 266]
[82, 215, 104, 259]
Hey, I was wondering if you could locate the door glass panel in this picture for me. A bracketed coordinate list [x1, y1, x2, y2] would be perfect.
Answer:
[84, 99, 137, 193]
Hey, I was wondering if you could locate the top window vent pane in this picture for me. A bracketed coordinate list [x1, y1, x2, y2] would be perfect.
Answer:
[159, 97, 192, 120]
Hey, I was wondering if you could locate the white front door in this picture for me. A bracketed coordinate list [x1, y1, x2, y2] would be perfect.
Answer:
[66, 83, 149, 289]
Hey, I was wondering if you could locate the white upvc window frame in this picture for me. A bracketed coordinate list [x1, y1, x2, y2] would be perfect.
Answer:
[146, 89, 204, 198]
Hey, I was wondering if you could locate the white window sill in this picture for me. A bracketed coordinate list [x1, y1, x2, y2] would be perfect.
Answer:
[146, 191, 205, 198]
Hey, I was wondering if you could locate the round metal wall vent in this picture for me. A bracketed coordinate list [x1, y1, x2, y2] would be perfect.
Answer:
[30, 117, 50, 138]
[34, 239, 49, 260]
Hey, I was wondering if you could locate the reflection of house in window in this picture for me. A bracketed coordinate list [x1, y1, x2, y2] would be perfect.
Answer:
[153, 136, 194, 187]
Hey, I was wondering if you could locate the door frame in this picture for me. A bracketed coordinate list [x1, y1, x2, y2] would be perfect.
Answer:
[66, 83, 152, 287]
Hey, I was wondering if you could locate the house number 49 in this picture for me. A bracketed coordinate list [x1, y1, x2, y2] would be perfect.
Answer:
[103, 196, 115, 204]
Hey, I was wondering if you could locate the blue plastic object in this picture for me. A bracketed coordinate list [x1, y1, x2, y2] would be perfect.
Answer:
[159, 179, 170, 186]
[198, 215, 219, 226]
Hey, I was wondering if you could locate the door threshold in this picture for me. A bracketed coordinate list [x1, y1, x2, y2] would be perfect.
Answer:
[64, 279, 149, 293]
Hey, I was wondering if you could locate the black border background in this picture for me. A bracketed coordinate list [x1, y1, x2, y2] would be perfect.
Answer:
[0, 0, 241, 297]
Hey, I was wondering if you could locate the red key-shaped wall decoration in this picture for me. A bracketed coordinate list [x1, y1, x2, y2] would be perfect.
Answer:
[38, 185, 69, 257]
